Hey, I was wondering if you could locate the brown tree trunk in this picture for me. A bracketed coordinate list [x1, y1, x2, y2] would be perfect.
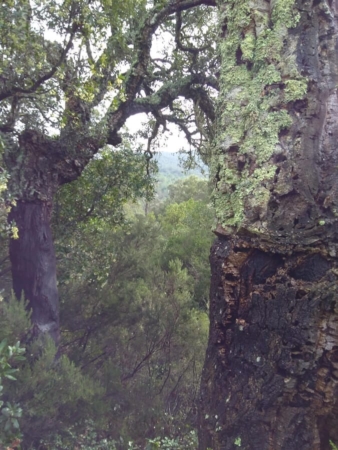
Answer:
[4, 129, 91, 343]
[9, 200, 59, 344]
[199, 0, 338, 449]
[199, 236, 338, 450]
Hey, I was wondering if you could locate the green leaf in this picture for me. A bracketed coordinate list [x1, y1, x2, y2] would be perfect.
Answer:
[12, 417, 19, 429]
[0, 340, 7, 355]
[4, 374, 17, 381]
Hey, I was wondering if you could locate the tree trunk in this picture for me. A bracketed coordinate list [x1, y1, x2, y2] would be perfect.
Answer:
[9, 200, 59, 344]
[199, 0, 338, 449]
[4, 129, 89, 343]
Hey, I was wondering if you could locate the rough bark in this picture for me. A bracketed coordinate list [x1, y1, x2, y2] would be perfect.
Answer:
[199, 236, 338, 450]
[4, 129, 96, 343]
[199, 0, 338, 449]
[9, 200, 59, 344]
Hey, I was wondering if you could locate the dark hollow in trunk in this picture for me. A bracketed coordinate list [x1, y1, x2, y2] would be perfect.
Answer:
[9, 200, 59, 344]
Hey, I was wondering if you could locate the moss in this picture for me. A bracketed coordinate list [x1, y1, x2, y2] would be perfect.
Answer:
[212, 0, 307, 230]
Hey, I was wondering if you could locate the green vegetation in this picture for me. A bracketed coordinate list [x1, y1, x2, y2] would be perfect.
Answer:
[155, 153, 207, 200]
[0, 337, 25, 447]
[0, 0, 216, 443]
[0, 0, 217, 353]
[0, 174, 213, 449]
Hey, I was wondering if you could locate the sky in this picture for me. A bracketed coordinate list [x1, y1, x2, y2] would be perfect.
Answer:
[41, 3, 191, 154]
[126, 115, 188, 154]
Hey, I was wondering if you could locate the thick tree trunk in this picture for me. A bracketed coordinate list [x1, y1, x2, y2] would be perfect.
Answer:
[9, 200, 59, 344]
[4, 129, 89, 343]
[199, 236, 338, 450]
[199, 0, 338, 448]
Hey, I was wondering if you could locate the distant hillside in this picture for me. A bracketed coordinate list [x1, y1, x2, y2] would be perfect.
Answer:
[155, 152, 207, 198]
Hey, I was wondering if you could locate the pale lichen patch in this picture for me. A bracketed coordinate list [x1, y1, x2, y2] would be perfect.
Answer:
[212, 0, 307, 231]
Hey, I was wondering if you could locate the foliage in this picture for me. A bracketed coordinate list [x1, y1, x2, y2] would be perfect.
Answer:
[167, 175, 210, 204]
[0, 338, 25, 447]
[0, 175, 212, 448]
[144, 432, 198, 449]
[41, 427, 198, 450]
[0, 297, 106, 447]
[0, 0, 217, 155]
[56, 219, 208, 445]
[47, 176, 211, 447]
[40, 421, 120, 450]
[234, 437, 242, 447]
[154, 154, 207, 201]
[54, 140, 157, 235]
[0, 0, 217, 446]
[159, 188, 213, 307]
[0, 137, 17, 239]
[0, 294, 31, 344]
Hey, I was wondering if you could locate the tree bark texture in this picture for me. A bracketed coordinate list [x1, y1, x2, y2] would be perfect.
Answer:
[9, 200, 59, 344]
[4, 129, 91, 343]
[199, 1, 338, 449]
[199, 237, 338, 450]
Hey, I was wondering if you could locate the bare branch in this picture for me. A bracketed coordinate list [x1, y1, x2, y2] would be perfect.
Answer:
[175, 10, 207, 55]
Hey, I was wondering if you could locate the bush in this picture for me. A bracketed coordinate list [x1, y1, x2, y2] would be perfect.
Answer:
[0, 297, 107, 448]
[0, 338, 25, 448]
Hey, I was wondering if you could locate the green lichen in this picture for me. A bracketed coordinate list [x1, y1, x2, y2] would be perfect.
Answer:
[284, 79, 308, 102]
[212, 0, 307, 230]
[240, 33, 255, 61]
[271, 0, 300, 28]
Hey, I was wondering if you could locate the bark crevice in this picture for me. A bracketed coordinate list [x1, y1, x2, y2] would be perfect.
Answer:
[199, 237, 338, 449]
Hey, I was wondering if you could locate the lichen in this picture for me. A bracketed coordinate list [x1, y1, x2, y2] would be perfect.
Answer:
[284, 79, 308, 102]
[212, 0, 307, 231]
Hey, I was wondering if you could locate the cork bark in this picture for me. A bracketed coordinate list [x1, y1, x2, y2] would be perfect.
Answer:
[5, 129, 97, 343]
[9, 200, 60, 344]
[199, 1, 338, 449]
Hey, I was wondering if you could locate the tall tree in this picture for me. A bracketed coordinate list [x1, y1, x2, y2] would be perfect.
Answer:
[0, 0, 217, 342]
[198, 1, 338, 449]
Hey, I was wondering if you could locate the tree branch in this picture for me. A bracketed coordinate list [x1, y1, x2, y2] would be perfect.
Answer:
[128, 74, 216, 122]
[105, 0, 216, 135]
[0, 26, 78, 102]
